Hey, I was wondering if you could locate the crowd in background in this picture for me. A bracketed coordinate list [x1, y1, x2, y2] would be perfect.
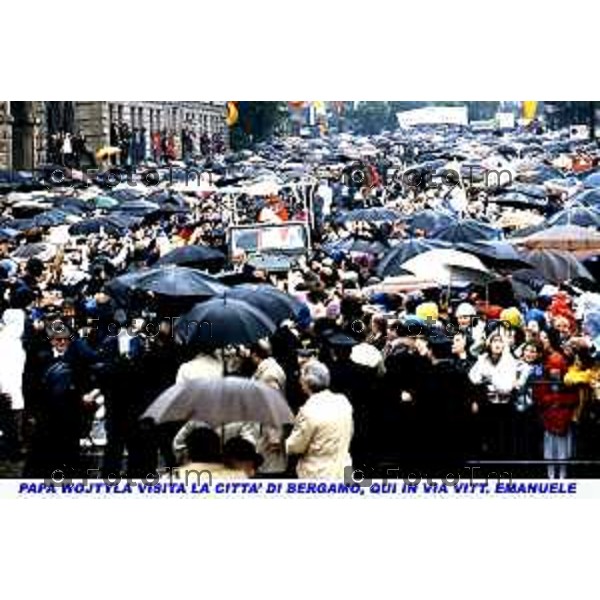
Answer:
[1, 124, 600, 481]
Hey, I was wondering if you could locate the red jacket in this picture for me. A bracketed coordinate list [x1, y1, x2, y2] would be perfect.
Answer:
[533, 381, 579, 435]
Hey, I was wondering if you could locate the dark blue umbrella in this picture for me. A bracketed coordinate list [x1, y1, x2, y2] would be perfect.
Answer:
[33, 209, 70, 228]
[492, 192, 548, 209]
[432, 219, 501, 243]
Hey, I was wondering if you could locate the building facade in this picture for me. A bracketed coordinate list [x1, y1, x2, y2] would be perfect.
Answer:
[0, 101, 227, 170]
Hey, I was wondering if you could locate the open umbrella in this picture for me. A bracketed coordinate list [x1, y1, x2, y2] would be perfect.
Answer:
[376, 238, 449, 278]
[401, 249, 490, 287]
[110, 199, 160, 215]
[32, 209, 71, 228]
[69, 217, 124, 236]
[107, 266, 227, 299]
[512, 225, 600, 255]
[338, 207, 401, 223]
[583, 171, 600, 189]
[11, 242, 57, 262]
[157, 245, 226, 270]
[95, 146, 121, 161]
[404, 209, 456, 233]
[228, 284, 303, 325]
[142, 377, 293, 427]
[515, 249, 593, 283]
[432, 219, 501, 243]
[456, 241, 533, 269]
[570, 189, 600, 208]
[175, 296, 277, 347]
[491, 192, 548, 209]
[548, 205, 600, 228]
[323, 237, 388, 256]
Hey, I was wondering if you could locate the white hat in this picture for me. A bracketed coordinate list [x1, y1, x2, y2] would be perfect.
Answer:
[456, 302, 477, 318]
[350, 343, 383, 369]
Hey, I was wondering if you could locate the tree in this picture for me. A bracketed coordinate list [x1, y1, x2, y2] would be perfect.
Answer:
[229, 102, 287, 150]
[347, 102, 392, 135]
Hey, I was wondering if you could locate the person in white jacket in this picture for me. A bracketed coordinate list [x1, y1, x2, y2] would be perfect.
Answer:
[0, 308, 26, 458]
[286, 360, 353, 479]
[468, 331, 518, 458]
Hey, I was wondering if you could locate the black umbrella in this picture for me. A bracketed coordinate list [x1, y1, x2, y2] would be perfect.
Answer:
[405, 209, 456, 233]
[515, 249, 593, 283]
[175, 296, 277, 347]
[69, 218, 124, 236]
[432, 219, 501, 243]
[376, 238, 449, 278]
[457, 241, 533, 269]
[491, 192, 548, 209]
[107, 266, 227, 299]
[323, 237, 388, 256]
[142, 377, 293, 427]
[548, 205, 600, 228]
[228, 284, 303, 325]
[157, 246, 226, 269]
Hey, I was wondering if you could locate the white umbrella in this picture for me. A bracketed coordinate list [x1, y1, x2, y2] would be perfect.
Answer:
[401, 248, 490, 287]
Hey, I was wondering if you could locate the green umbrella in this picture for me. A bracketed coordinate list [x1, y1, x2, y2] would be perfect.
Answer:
[93, 195, 119, 209]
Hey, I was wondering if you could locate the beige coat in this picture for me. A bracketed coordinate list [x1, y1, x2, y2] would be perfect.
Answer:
[286, 389, 353, 479]
[176, 353, 224, 384]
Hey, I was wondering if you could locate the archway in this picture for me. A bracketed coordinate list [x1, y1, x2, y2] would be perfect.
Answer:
[10, 101, 35, 170]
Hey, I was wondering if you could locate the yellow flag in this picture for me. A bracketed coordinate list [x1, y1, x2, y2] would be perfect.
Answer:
[522, 101, 538, 121]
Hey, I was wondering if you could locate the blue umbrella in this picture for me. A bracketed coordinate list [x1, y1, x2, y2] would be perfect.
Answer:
[548, 205, 600, 228]
[571, 189, 600, 207]
[405, 209, 456, 233]
[583, 171, 600, 189]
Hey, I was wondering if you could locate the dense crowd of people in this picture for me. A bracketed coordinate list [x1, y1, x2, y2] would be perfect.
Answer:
[1, 123, 600, 481]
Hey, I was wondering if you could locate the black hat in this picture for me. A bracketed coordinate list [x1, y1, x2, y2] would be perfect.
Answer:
[324, 330, 358, 347]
